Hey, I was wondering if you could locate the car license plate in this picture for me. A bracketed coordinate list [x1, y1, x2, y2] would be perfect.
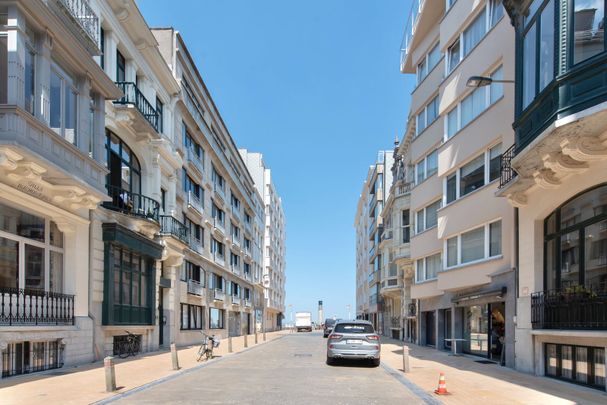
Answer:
[346, 339, 363, 344]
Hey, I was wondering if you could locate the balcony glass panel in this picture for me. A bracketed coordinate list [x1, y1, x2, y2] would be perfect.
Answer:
[573, 1, 605, 64]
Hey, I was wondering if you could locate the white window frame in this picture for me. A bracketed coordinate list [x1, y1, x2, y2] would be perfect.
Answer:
[415, 199, 441, 234]
[444, 64, 504, 140]
[416, 42, 441, 85]
[50, 64, 79, 145]
[415, 252, 442, 283]
[443, 143, 502, 205]
[415, 95, 439, 137]
[414, 149, 439, 185]
[445, 1, 504, 75]
[443, 219, 503, 269]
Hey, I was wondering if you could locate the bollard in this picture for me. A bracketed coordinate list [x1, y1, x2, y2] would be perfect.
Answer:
[402, 344, 410, 373]
[171, 343, 180, 370]
[263, 331, 267, 341]
[104, 356, 116, 392]
[244, 334, 248, 348]
[255, 332, 258, 344]
[228, 336, 233, 353]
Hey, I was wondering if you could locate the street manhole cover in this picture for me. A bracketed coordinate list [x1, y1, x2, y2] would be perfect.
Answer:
[294, 353, 312, 357]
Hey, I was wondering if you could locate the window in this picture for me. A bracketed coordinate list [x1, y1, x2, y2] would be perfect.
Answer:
[573, 0, 604, 64]
[545, 344, 605, 389]
[212, 168, 225, 191]
[116, 50, 125, 82]
[183, 170, 202, 199]
[209, 273, 224, 291]
[416, 253, 442, 282]
[105, 131, 141, 195]
[231, 193, 240, 212]
[212, 204, 225, 226]
[416, 200, 441, 233]
[184, 216, 202, 246]
[463, 8, 487, 55]
[0, 32, 7, 104]
[522, 0, 555, 109]
[156, 97, 163, 133]
[105, 244, 154, 324]
[0, 202, 64, 292]
[25, 46, 35, 115]
[244, 262, 251, 275]
[545, 185, 607, 292]
[415, 149, 438, 184]
[489, 0, 504, 26]
[183, 124, 204, 163]
[417, 43, 442, 84]
[402, 210, 411, 243]
[444, 144, 502, 204]
[445, 220, 502, 268]
[212, 238, 224, 258]
[244, 238, 251, 251]
[181, 260, 204, 284]
[416, 96, 439, 137]
[230, 252, 240, 269]
[161, 189, 166, 212]
[50, 68, 78, 145]
[230, 281, 240, 297]
[209, 308, 224, 329]
[447, 39, 461, 73]
[100, 27, 105, 69]
[181, 304, 204, 330]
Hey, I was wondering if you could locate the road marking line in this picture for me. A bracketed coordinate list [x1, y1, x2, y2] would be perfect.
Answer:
[92, 335, 286, 405]
[381, 362, 444, 405]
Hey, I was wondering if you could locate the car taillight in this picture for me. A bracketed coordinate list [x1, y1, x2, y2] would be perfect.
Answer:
[329, 334, 343, 340]
[367, 335, 380, 341]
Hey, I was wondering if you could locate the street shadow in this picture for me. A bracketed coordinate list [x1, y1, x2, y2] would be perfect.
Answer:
[327, 359, 379, 368]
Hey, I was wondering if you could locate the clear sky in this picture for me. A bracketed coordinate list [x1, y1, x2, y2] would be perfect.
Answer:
[139, 0, 414, 322]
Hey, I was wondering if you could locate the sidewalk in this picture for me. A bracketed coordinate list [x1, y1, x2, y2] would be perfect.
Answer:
[380, 337, 607, 405]
[0, 331, 287, 405]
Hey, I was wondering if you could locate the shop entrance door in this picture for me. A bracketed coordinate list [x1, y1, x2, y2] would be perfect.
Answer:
[425, 311, 436, 347]
[490, 302, 506, 364]
[444, 309, 452, 350]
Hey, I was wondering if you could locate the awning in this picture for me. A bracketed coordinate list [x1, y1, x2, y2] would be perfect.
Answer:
[452, 287, 507, 304]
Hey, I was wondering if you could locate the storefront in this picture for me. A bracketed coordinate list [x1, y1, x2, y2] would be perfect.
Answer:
[461, 302, 506, 362]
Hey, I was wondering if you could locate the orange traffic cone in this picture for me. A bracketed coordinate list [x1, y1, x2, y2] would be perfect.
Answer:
[434, 372, 449, 395]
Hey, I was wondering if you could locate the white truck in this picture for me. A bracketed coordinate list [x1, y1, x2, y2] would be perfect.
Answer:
[295, 312, 313, 332]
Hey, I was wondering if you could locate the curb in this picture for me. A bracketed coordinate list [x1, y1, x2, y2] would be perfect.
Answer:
[92, 334, 287, 405]
[380, 362, 444, 405]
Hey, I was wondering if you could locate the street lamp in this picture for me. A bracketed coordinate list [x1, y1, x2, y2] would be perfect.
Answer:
[466, 75, 514, 88]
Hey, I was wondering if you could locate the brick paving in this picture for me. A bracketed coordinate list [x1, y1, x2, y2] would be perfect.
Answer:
[380, 337, 607, 405]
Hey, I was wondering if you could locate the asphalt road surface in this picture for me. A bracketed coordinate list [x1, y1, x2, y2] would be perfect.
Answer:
[111, 332, 429, 405]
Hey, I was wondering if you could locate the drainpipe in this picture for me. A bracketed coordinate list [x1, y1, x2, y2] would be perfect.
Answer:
[513, 207, 519, 370]
[88, 210, 100, 361]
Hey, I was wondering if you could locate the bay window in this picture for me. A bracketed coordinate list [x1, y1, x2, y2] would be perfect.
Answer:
[0, 202, 64, 292]
[444, 143, 502, 204]
[25, 46, 35, 114]
[573, 0, 604, 65]
[445, 220, 502, 268]
[416, 253, 442, 282]
[50, 67, 78, 145]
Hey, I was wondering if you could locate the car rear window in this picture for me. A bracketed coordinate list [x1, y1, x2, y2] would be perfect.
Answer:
[325, 319, 337, 326]
[333, 324, 374, 333]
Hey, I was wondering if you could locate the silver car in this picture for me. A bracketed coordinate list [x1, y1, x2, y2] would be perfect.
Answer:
[326, 320, 380, 367]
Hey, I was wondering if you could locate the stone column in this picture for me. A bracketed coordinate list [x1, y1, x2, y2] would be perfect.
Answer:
[57, 220, 88, 318]
[105, 31, 118, 82]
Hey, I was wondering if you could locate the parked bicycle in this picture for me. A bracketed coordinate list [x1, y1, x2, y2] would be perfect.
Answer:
[197, 332, 220, 361]
[117, 330, 140, 359]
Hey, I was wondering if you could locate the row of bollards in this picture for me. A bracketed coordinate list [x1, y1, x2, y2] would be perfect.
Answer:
[105, 333, 271, 392]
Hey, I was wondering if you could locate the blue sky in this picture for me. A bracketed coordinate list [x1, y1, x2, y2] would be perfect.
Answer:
[139, 0, 414, 321]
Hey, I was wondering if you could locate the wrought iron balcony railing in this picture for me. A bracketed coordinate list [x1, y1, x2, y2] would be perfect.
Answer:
[531, 288, 607, 330]
[0, 287, 75, 326]
[56, 0, 99, 44]
[160, 215, 189, 244]
[114, 82, 159, 131]
[186, 148, 204, 175]
[187, 190, 203, 215]
[499, 144, 518, 189]
[103, 185, 160, 222]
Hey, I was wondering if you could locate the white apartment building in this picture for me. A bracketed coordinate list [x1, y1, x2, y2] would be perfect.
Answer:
[400, 0, 516, 366]
[0, 0, 121, 378]
[153, 28, 265, 343]
[239, 150, 286, 331]
[354, 151, 394, 332]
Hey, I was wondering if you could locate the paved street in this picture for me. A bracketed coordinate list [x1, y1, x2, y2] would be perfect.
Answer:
[111, 332, 427, 405]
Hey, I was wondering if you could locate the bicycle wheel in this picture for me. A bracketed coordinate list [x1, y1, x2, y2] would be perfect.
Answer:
[196, 346, 205, 362]
[118, 342, 130, 359]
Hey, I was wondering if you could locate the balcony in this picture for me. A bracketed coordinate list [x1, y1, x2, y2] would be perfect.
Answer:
[381, 229, 393, 242]
[214, 183, 226, 201]
[231, 234, 241, 248]
[231, 206, 241, 222]
[213, 218, 226, 235]
[187, 191, 203, 216]
[102, 185, 160, 222]
[159, 215, 189, 244]
[187, 279, 204, 296]
[186, 148, 204, 177]
[368, 271, 379, 287]
[51, 0, 99, 54]
[0, 287, 75, 326]
[400, 0, 426, 71]
[114, 82, 159, 134]
[368, 244, 376, 260]
[231, 263, 240, 275]
[531, 289, 607, 330]
[499, 144, 517, 189]
[395, 181, 412, 197]
[213, 289, 225, 301]
[189, 234, 203, 255]
[231, 296, 241, 306]
[244, 299, 252, 308]
[214, 253, 226, 267]
[244, 220, 253, 235]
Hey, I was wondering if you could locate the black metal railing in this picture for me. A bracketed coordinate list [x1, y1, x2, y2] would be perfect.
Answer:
[0, 287, 75, 326]
[114, 82, 159, 131]
[1, 340, 64, 378]
[531, 289, 607, 330]
[499, 143, 518, 189]
[57, 0, 99, 44]
[160, 215, 189, 244]
[103, 185, 160, 222]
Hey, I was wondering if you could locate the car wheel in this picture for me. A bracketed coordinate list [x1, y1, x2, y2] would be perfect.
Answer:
[323, 334, 328, 338]
[371, 358, 380, 367]
[326, 356, 335, 366]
